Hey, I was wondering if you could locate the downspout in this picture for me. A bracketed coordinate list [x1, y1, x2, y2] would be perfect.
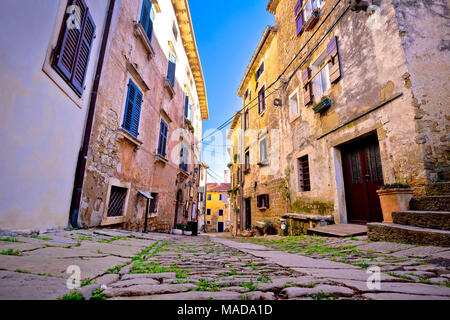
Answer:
[69, 0, 116, 228]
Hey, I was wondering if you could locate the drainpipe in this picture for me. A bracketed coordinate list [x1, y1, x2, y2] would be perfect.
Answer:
[69, 0, 116, 228]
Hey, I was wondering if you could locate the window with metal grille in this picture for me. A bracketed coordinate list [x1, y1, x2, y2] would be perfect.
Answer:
[257, 194, 269, 209]
[107, 186, 128, 217]
[258, 86, 266, 114]
[52, 0, 96, 97]
[245, 150, 250, 172]
[298, 155, 311, 192]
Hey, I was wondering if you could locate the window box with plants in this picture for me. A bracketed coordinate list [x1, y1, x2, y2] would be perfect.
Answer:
[313, 97, 331, 114]
[377, 183, 414, 223]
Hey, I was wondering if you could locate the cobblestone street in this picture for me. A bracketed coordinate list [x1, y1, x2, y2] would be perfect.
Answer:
[0, 229, 449, 300]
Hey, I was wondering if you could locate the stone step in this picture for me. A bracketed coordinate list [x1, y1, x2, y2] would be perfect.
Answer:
[410, 196, 450, 211]
[425, 182, 450, 195]
[392, 210, 450, 230]
[367, 222, 450, 247]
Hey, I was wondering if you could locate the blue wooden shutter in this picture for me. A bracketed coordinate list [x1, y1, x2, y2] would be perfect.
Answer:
[158, 119, 168, 157]
[302, 67, 313, 105]
[167, 60, 176, 87]
[123, 80, 142, 137]
[184, 95, 189, 118]
[72, 10, 96, 95]
[295, 0, 304, 36]
[140, 0, 153, 41]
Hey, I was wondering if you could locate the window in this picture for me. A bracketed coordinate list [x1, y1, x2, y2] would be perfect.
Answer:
[219, 210, 224, 216]
[244, 110, 249, 131]
[312, 51, 331, 101]
[244, 89, 249, 101]
[207, 221, 211, 225]
[179, 143, 189, 172]
[219, 194, 222, 200]
[290, 90, 299, 118]
[298, 155, 311, 192]
[184, 95, 189, 118]
[207, 209, 211, 215]
[304, 0, 323, 22]
[257, 195, 270, 209]
[157, 119, 168, 157]
[107, 186, 128, 217]
[255, 62, 265, 80]
[259, 136, 268, 165]
[172, 20, 178, 41]
[207, 194, 212, 201]
[140, 0, 154, 42]
[294, 0, 322, 35]
[123, 79, 143, 137]
[258, 86, 266, 114]
[52, 0, 96, 97]
[245, 150, 250, 172]
[149, 193, 158, 213]
[302, 67, 313, 106]
[167, 52, 176, 87]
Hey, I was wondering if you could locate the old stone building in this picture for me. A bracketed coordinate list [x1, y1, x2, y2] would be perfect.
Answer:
[78, 0, 209, 233]
[205, 183, 231, 233]
[229, 0, 449, 235]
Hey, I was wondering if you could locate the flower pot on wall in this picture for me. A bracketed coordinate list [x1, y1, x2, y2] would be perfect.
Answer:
[377, 188, 414, 223]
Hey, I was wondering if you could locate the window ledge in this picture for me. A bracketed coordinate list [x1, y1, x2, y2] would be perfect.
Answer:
[289, 113, 301, 123]
[258, 207, 268, 211]
[155, 154, 169, 165]
[117, 128, 143, 149]
[257, 161, 269, 167]
[178, 169, 189, 178]
[258, 110, 267, 118]
[164, 78, 175, 99]
[134, 23, 155, 59]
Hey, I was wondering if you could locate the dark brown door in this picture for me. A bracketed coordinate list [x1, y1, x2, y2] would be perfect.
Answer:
[174, 190, 182, 228]
[245, 198, 252, 230]
[342, 135, 384, 223]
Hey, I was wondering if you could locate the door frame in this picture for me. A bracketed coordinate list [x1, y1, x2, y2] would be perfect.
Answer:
[334, 131, 384, 224]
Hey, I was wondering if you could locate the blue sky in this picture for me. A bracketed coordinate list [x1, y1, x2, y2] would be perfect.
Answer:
[189, 0, 274, 184]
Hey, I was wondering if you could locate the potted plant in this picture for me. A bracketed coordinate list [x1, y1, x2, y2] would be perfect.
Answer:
[377, 183, 413, 223]
[172, 224, 185, 235]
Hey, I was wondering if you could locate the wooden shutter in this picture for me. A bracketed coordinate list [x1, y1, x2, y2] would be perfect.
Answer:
[167, 60, 176, 87]
[158, 119, 168, 157]
[140, 0, 153, 41]
[294, 0, 304, 36]
[72, 11, 95, 94]
[123, 80, 142, 137]
[184, 95, 189, 118]
[327, 36, 342, 84]
[302, 67, 313, 106]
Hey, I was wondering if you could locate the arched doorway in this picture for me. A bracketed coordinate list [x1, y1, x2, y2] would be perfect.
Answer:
[174, 190, 183, 227]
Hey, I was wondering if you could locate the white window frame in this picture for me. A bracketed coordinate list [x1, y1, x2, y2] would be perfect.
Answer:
[289, 88, 300, 119]
[304, 0, 324, 22]
[312, 50, 331, 102]
[259, 131, 268, 165]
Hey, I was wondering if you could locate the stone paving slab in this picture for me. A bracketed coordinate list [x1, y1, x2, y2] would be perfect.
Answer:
[0, 242, 47, 252]
[111, 291, 243, 300]
[362, 293, 450, 300]
[281, 285, 355, 299]
[391, 246, 449, 258]
[104, 283, 196, 298]
[0, 271, 70, 300]
[355, 242, 416, 253]
[291, 268, 400, 282]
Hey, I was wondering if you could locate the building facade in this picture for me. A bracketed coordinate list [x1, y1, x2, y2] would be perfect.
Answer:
[77, 0, 209, 233]
[229, 0, 449, 234]
[205, 183, 231, 233]
[0, 0, 112, 232]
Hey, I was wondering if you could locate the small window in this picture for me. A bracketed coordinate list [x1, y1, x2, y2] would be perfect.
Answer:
[298, 155, 311, 192]
[207, 209, 211, 215]
[290, 90, 299, 118]
[123, 79, 143, 137]
[207, 221, 211, 225]
[207, 194, 212, 201]
[184, 95, 190, 118]
[107, 186, 128, 217]
[244, 89, 249, 101]
[219, 194, 222, 201]
[258, 86, 266, 114]
[245, 150, 250, 172]
[179, 143, 189, 172]
[172, 20, 178, 41]
[257, 195, 270, 209]
[255, 62, 265, 80]
[304, 0, 323, 22]
[219, 210, 224, 216]
[149, 193, 158, 213]
[244, 110, 249, 131]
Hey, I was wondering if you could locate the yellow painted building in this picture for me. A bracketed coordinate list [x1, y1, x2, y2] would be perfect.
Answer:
[205, 183, 231, 232]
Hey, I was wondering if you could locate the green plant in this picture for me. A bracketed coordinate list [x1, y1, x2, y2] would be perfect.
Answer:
[90, 288, 106, 300]
[233, 153, 238, 164]
[1, 248, 20, 256]
[239, 280, 258, 292]
[81, 278, 92, 287]
[263, 219, 277, 235]
[15, 269, 31, 274]
[279, 167, 293, 206]
[195, 279, 221, 292]
[256, 275, 271, 283]
[106, 265, 124, 274]
[175, 224, 186, 231]
[227, 163, 233, 169]
[58, 291, 85, 301]
[380, 183, 412, 190]
[0, 237, 18, 242]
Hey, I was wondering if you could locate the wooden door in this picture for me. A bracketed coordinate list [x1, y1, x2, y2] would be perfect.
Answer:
[342, 136, 384, 223]
[218, 222, 224, 233]
[245, 198, 252, 230]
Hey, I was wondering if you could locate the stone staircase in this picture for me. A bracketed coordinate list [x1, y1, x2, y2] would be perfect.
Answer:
[368, 182, 450, 247]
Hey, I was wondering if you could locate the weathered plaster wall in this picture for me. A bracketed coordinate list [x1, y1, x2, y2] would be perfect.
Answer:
[392, 0, 450, 181]
[80, 0, 202, 233]
[0, 0, 109, 232]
